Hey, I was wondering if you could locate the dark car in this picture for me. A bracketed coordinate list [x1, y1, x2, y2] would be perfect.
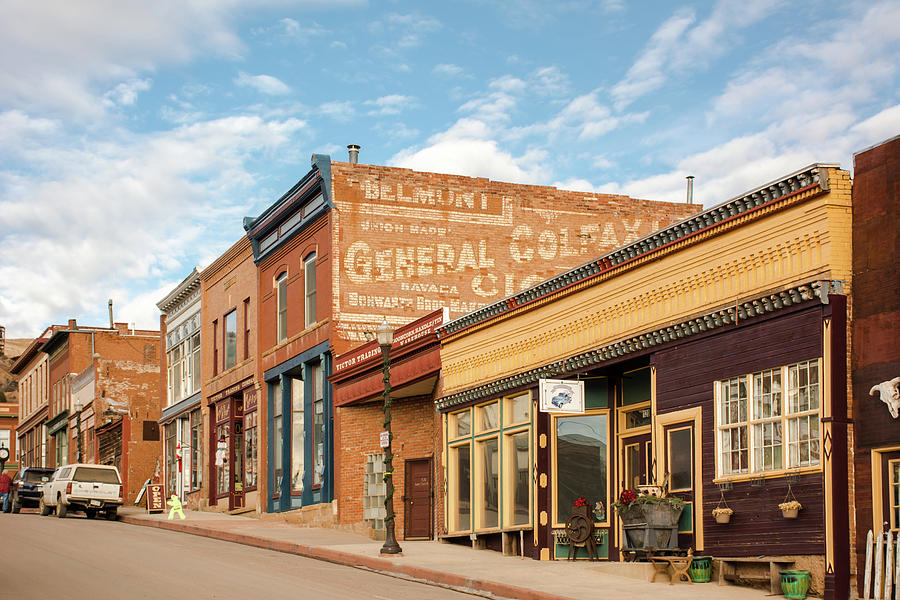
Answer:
[5, 467, 55, 513]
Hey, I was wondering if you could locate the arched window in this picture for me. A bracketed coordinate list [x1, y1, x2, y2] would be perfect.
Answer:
[276, 272, 288, 343]
[304, 253, 316, 328]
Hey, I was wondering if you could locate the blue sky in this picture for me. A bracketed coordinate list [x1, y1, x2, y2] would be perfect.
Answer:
[1, 0, 898, 338]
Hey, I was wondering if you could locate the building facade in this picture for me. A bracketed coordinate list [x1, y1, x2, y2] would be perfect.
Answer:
[436, 164, 852, 598]
[244, 151, 696, 522]
[40, 320, 162, 502]
[157, 268, 204, 507]
[12, 329, 59, 469]
[200, 238, 260, 513]
[851, 134, 900, 597]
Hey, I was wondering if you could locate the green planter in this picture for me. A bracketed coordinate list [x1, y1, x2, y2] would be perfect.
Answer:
[781, 570, 810, 599]
[689, 556, 712, 582]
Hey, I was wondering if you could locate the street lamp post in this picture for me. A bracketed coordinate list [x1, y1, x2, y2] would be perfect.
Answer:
[377, 319, 402, 555]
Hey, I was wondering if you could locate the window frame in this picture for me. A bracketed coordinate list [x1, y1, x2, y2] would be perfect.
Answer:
[551, 409, 611, 528]
[304, 253, 317, 329]
[714, 358, 823, 481]
[445, 392, 534, 536]
[276, 272, 288, 344]
[224, 309, 237, 370]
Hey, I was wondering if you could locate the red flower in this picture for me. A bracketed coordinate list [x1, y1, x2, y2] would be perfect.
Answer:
[618, 489, 637, 505]
[574, 497, 589, 507]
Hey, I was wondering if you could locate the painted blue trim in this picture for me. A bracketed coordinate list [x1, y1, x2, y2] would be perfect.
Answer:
[264, 340, 333, 513]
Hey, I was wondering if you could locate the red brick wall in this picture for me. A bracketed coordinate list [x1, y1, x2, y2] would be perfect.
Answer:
[337, 396, 440, 539]
[328, 161, 699, 354]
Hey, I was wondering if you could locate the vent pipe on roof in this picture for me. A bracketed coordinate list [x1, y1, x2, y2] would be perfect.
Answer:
[347, 144, 360, 164]
[686, 175, 695, 205]
[108, 299, 114, 329]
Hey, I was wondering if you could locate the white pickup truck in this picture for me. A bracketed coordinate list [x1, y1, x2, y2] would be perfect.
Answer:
[40, 463, 123, 520]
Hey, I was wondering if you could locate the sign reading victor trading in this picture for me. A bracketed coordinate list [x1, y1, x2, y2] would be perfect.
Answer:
[539, 379, 585, 414]
[332, 166, 687, 343]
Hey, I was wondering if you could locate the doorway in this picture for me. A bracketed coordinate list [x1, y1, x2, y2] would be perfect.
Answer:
[403, 458, 433, 539]
[621, 433, 652, 490]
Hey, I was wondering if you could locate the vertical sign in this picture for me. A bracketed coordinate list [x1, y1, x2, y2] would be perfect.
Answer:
[147, 483, 165, 513]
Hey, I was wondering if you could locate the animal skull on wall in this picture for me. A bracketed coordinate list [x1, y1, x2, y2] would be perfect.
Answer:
[870, 377, 900, 418]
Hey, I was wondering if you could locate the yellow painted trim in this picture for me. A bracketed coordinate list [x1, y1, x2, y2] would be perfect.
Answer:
[539, 473, 547, 488]
[822, 318, 834, 570]
[532, 396, 539, 549]
[540, 547, 550, 561]
[656, 406, 703, 552]
[889, 459, 900, 531]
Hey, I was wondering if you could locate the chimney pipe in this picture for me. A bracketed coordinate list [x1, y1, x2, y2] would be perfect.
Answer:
[686, 175, 695, 205]
[347, 144, 360, 164]
[108, 299, 114, 329]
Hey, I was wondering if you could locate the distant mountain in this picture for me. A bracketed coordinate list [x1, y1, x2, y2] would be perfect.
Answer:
[0, 338, 33, 403]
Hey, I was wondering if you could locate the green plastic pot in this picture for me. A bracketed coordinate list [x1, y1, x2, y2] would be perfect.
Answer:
[688, 556, 712, 582]
[781, 570, 811, 599]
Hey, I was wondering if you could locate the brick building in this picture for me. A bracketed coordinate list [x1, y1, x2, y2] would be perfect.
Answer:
[243, 148, 697, 524]
[12, 327, 65, 469]
[157, 268, 204, 508]
[200, 238, 260, 514]
[40, 319, 162, 503]
[851, 134, 900, 597]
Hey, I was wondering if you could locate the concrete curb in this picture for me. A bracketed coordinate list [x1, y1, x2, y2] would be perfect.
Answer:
[119, 515, 578, 600]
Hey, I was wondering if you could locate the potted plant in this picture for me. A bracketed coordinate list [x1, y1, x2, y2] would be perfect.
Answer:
[614, 488, 685, 550]
[779, 500, 802, 519]
[712, 506, 734, 524]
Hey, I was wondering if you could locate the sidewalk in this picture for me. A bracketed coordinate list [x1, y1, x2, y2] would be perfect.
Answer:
[119, 507, 771, 600]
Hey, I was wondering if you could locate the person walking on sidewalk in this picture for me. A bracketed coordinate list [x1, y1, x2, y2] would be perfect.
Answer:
[0, 470, 12, 513]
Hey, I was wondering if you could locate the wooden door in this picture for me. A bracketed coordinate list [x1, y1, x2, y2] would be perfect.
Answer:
[403, 458, 432, 540]
[664, 423, 695, 549]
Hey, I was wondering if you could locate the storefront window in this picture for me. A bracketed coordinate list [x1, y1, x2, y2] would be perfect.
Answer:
[190, 409, 202, 491]
[477, 437, 499, 528]
[291, 377, 304, 491]
[224, 310, 237, 370]
[273, 381, 283, 495]
[312, 363, 324, 486]
[166, 423, 177, 497]
[245, 411, 258, 489]
[554, 413, 608, 525]
[447, 392, 533, 534]
[216, 422, 229, 496]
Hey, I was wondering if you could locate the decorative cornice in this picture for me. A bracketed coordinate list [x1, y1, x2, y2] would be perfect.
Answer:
[439, 164, 837, 338]
[435, 280, 843, 411]
[157, 267, 203, 314]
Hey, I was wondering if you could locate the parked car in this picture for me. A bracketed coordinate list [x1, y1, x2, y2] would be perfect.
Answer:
[4, 467, 55, 513]
[40, 463, 123, 520]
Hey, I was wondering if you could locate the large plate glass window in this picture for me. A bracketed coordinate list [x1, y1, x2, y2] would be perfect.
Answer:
[553, 412, 608, 525]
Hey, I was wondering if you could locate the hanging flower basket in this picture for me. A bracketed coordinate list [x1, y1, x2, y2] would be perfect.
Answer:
[712, 507, 733, 524]
[779, 500, 802, 519]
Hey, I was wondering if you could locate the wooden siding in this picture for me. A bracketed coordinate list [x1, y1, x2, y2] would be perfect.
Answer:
[654, 304, 826, 556]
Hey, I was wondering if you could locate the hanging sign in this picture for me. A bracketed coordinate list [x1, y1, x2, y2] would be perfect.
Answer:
[539, 379, 585, 414]
[379, 431, 390, 448]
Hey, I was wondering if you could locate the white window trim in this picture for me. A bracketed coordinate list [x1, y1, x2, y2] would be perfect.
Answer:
[714, 358, 823, 481]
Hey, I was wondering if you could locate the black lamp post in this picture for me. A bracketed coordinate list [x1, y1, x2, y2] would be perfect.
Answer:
[377, 319, 402, 555]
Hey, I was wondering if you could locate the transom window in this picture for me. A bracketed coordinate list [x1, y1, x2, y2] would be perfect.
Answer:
[715, 359, 821, 478]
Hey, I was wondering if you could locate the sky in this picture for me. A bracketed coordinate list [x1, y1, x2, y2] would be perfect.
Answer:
[1, 0, 898, 339]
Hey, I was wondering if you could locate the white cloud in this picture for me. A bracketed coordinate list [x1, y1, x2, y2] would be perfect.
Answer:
[365, 94, 418, 116]
[104, 78, 152, 106]
[234, 71, 291, 95]
[370, 13, 442, 52]
[433, 63, 464, 77]
[390, 118, 547, 183]
[611, 0, 780, 110]
[0, 0, 250, 119]
[0, 114, 306, 337]
[319, 100, 355, 122]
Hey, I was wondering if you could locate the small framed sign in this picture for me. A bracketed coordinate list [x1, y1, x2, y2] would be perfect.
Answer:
[379, 431, 390, 448]
[539, 379, 585, 414]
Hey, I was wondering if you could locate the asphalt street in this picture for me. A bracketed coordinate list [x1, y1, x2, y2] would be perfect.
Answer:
[0, 510, 476, 599]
